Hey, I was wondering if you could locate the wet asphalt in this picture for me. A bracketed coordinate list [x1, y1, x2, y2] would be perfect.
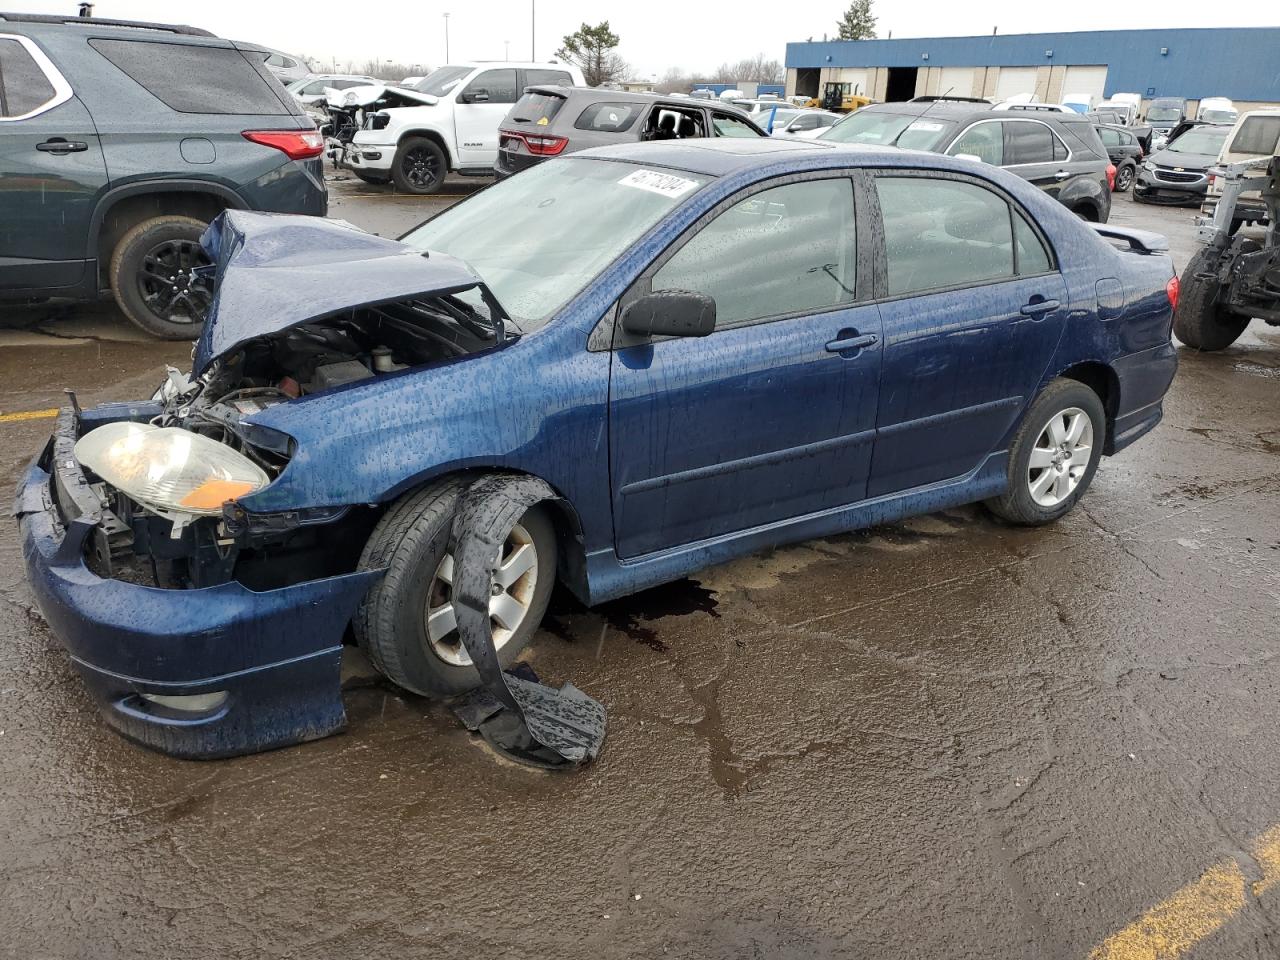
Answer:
[2, 176, 1280, 959]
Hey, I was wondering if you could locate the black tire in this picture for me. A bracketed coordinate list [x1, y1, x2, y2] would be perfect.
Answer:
[1114, 162, 1135, 192]
[1173, 248, 1249, 351]
[109, 215, 213, 339]
[985, 379, 1106, 526]
[391, 136, 447, 195]
[353, 170, 391, 185]
[354, 477, 558, 698]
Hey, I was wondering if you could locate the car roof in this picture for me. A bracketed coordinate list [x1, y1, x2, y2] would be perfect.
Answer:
[526, 85, 757, 120]
[573, 137, 987, 179]
[0, 11, 214, 36]
[859, 101, 993, 121]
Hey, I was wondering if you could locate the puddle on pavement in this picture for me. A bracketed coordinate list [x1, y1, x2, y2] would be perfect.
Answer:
[542, 578, 720, 653]
[1234, 361, 1280, 380]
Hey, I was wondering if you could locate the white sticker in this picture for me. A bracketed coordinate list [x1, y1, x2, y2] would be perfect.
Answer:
[908, 120, 945, 132]
[618, 169, 699, 198]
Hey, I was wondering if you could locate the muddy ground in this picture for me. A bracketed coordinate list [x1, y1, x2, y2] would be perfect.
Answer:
[2, 177, 1279, 959]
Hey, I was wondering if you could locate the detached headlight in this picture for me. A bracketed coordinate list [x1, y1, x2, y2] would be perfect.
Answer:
[75, 422, 268, 517]
[343, 91, 359, 106]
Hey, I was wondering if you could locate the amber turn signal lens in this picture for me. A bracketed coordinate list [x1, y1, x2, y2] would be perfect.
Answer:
[178, 479, 257, 511]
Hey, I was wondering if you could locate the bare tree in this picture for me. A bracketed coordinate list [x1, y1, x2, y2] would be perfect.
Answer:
[706, 55, 784, 85]
[654, 67, 696, 94]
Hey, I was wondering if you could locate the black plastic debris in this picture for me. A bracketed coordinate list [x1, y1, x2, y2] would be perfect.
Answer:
[448, 475, 606, 769]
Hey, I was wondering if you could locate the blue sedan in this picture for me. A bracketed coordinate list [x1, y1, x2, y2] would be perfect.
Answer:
[16, 138, 1179, 758]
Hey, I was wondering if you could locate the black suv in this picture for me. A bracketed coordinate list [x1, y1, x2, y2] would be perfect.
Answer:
[0, 13, 326, 338]
[821, 101, 1113, 222]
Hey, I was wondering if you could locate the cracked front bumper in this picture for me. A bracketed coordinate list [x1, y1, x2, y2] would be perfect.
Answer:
[13, 415, 381, 759]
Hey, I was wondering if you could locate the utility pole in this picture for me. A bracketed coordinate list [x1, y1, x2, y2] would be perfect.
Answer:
[443, 12, 451, 64]
[504, 39, 510, 61]
[531, 0, 536, 60]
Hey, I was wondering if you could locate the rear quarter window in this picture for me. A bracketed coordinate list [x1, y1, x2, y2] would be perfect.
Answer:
[574, 101, 641, 133]
[0, 37, 56, 117]
[1230, 116, 1280, 156]
[89, 38, 293, 115]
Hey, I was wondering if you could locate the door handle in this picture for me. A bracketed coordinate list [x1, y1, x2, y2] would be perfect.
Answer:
[825, 331, 878, 355]
[1053, 170, 1071, 181]
[37, 138, 88, 154]
[1020, 298, 1061, 317]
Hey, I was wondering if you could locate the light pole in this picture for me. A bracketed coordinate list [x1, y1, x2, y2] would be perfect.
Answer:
[504, 39, 510, 61]
[443, 12, 450, 64]
[530, 0, 535, 60]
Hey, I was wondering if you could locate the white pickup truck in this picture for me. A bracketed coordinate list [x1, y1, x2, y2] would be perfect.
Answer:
[333, 61, 584, 194]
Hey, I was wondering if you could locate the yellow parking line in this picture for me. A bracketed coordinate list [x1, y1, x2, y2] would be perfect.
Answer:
[0, 408, 58, 423]
[1089, 825, 1280, 959]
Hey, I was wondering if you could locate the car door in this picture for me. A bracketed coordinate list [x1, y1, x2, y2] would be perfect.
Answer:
[867, 170, 1067, 497]
[1001, 118, 1071, 201]
[608, 175, 881, 558]
[0, 33, 108, 293]
[453, 68, 518, 167]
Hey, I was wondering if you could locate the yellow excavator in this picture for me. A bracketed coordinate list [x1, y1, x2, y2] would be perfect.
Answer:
[806, 82, 872, 113]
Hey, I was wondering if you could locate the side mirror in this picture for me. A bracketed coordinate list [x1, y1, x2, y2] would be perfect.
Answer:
[621, 290, 716, 338]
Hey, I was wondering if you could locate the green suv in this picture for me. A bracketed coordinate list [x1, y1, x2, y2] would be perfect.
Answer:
[0, 12, 326, 337]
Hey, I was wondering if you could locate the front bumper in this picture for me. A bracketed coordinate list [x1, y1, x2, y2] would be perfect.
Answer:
[12, 411, 380, 759]
[333, 135, 395, 173]
[1135, 169, 1208, 204]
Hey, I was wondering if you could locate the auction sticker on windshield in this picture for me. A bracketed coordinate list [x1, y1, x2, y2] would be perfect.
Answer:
[907, 120, 945, 132]
[618, 169, 700, 198]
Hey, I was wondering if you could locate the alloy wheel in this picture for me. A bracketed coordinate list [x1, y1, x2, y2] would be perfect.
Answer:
[137, 238, 211, 325]
[403, 146, 443, 190]
[1027, 407, 1094, 507]
[1116, 165, 1134, 190]
[424, 522, 539, 667]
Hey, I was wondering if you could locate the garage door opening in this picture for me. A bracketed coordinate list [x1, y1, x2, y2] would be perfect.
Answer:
[794, 68, 819, 100]
[886, 67, 918, 102]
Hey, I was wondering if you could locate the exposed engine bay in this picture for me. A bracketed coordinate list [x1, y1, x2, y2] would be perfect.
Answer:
[83, 293, 505, 591]
[318, 83, 435, 145]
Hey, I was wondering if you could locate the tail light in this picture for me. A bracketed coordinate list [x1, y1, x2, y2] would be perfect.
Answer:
[500, 129, 568, 157]
[1106, 163, 1117, 191]
[242, 129, 325, 160]
[1166, 275, 1180, 312]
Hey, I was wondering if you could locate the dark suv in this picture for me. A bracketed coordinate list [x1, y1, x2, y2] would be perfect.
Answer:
[495, 87, 765, 178]
[0, 13, 326, 338]
[821, 101, 1113, 222]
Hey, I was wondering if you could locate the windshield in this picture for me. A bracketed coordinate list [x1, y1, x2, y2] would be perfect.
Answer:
[412, 65, 472, 97]
[1166, 126, 1230, 155]
[1147, 106, 1183, 122]
[1201, 110, 1237, 124]
[821, 111, 955, 150]
[402, 159, 709, 327]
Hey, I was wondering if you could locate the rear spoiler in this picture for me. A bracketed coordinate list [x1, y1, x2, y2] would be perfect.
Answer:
[1090, 224, 1170, 255]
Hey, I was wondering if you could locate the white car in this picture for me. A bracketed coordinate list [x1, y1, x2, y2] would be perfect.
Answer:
[344, 62, 584, 193]
[763, 107, 841, 138]
[1198, 97, 1239, 125]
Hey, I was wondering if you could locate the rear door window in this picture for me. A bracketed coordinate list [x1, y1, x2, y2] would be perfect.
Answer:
[876, 176, 1015, 296]
[653, 178, 857, 326]
[1230, 116, 1280, 156]
[89, 38, 292, 114]
[711, 113, 759, 137]
[574, 101, 641, 133]
[462, 68, 518, 104]
[0, 36, 56, 118]
[1003, 120, 1056, 165]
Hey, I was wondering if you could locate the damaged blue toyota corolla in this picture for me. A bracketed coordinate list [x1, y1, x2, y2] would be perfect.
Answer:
[15, 138, 1179, 760]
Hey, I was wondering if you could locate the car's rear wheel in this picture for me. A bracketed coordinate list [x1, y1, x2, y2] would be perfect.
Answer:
[985, 379, 1106, 526]
[391, 136, 446, 195]
[109, 215, 212, 339]
[354, 477, 557, 698]
[1173, 247, 1251, 351]
[1115, 163, 1135, 192]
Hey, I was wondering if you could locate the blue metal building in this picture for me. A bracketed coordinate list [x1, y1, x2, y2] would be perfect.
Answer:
[785, 28, 1280, 107]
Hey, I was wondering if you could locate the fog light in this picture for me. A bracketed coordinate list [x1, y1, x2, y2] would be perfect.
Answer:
[140, 691, 228, 713]
[361, 150, 382, 160]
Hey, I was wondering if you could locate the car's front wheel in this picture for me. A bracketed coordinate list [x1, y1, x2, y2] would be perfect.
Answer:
[354, 477, 557, 698]
[985, 379, 1106, 525]
[391, 136, 447, 195]
[109, 215, 212, 339]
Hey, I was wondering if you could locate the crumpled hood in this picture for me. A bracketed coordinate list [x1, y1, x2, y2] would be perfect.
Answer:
[193, 210, 482, 374]
[323, 83, 438, 108]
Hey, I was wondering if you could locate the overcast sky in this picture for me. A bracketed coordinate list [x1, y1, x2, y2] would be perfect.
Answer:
[18, 0, 1278, 78]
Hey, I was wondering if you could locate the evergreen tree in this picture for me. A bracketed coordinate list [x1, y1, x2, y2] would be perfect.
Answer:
[836, 0, 877, 40]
